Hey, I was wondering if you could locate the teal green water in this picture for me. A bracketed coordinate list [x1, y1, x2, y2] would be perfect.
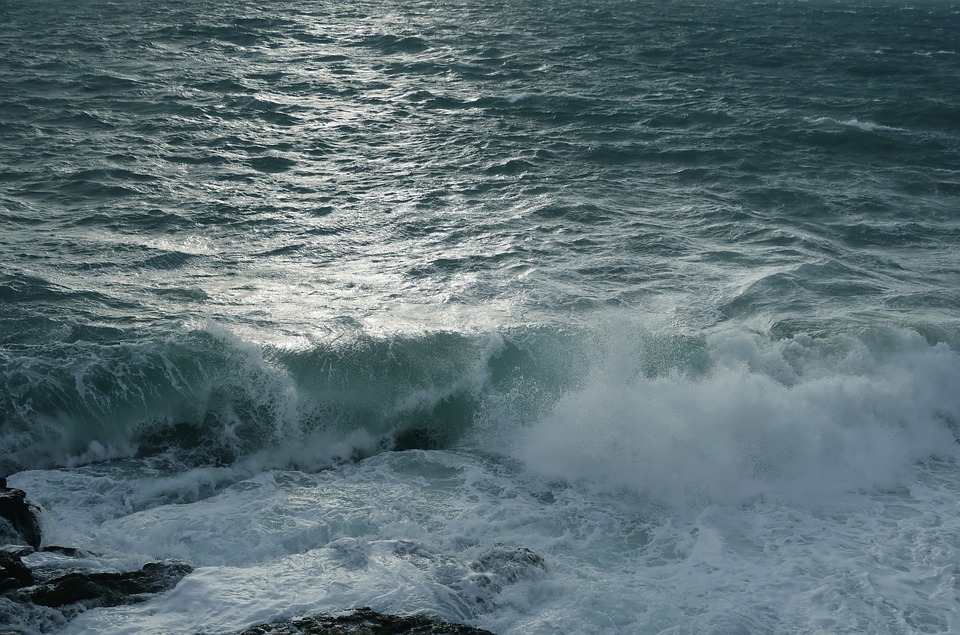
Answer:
[1, 2, 960, 632]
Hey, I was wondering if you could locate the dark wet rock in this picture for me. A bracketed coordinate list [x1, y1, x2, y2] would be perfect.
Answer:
[41, 545, 95, 558]
[0, 478, 192, 631]
[19, 561, 193, 608]
[0, 481, 43, 550]
[238, 607, 495, 634]
[0, 551, 35, 593]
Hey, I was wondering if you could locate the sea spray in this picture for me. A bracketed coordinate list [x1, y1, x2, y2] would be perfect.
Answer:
[512, 328, 960, 506]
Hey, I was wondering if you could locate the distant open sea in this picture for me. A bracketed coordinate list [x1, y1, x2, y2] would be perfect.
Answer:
[2, 0, 959, 632]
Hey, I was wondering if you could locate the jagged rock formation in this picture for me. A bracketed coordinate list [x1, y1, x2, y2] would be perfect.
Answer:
[21, 560, 195, 608]
[1, 548, 193, 609]
[1, 480, 193, 621]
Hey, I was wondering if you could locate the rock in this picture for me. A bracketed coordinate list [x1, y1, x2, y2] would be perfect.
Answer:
[238, 607, 496, 634]
[21, 561, 193, 608]
[0, 479, 193, 630]
[0, 482, 42, 550]
[0, 550, 35, 594]
[41, 545, 95, 558]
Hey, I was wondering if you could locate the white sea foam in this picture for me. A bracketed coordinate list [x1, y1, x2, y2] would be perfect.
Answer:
[36, 447, 959, 635]
[509, 328, 960, 506]
[8, 329, 960, 634]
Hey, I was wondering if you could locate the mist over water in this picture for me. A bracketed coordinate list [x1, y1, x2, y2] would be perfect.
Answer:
[2, 0, 959, 632]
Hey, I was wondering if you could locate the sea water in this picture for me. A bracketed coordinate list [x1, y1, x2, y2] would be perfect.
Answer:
[1, 0, 959, 632]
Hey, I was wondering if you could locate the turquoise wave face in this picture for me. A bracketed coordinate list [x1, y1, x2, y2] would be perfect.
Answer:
[0, 324, 580, 472]
[3, 321, 958, 503]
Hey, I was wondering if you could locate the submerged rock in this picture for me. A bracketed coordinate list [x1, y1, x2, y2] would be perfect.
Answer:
[238, 607, 495, 635]
[456, 544, 548, 611]
[0, 478, 43, 550]
[470, 545, 547, 585]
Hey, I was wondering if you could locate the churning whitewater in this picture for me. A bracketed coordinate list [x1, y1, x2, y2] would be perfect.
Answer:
[1, 0, 959, 633]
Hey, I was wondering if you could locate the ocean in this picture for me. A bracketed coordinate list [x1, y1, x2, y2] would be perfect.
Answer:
[1, 0, 959, 632]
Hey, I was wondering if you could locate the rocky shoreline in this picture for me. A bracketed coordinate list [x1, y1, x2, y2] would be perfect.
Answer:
[239, 607, 494, 634]
[1, 480, 499, 634]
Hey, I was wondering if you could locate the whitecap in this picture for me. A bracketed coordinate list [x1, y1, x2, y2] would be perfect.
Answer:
[806, 116, 905, 133]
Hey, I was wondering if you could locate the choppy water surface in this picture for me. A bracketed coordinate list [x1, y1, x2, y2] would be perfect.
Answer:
[2, 0, 959, 633]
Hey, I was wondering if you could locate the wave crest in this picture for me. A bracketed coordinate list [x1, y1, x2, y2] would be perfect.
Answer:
[512, 328, 960, 506]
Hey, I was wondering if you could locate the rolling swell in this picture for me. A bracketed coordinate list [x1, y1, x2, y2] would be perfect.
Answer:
[0, 324, 582, 475]
[3, 321, 958, 505]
